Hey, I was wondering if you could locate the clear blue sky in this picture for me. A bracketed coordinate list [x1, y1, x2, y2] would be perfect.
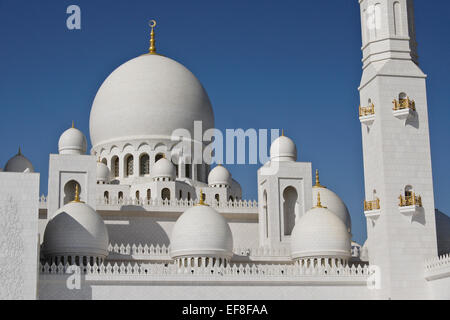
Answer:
[1, 0, 449, 244]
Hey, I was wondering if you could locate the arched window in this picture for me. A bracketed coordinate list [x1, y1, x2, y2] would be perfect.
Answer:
[155, 153, 164, 162]
[140, 154, 150, 176]
[101, 158, 107, 165]
[171, 160, 179, 177]
[104, 191, 109, 200]
[112, 156, 119, 178]
[393, 1, 402, 35]
[405, 185, 413, 197]
[283, 186, 298, 236]
[161, 188, 170, 201]
[179, 190, 183, 199]
[146, 189, 151, 200]
[187, 192, 191, 201]
[185, 164, 191, 179]
[63, 180, 81, 204]
[125, 155, 134, 177]
[215, 194, 220, 203]
[135, 190, 140, 200]
[118, 191, 123, 199]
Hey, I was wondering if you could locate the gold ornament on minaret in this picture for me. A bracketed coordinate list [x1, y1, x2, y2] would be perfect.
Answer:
[148, 19, 157, 54]
[313, 169, 326, 188]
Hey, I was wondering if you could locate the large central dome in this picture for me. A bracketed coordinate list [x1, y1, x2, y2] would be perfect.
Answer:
[89, 54, 214, 149]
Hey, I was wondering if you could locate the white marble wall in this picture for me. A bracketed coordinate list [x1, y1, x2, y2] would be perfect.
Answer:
[0, 172, 40, 300]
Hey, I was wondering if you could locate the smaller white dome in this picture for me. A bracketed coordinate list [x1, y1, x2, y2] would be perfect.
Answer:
[152, 157, 176, 181]
[58, 124, 87, 155]
[171, 205, 233, 259]
[291, 204, 351, 261]
[270, 134, 297, 161]
[42, 201, 109, 259]
[97, 161, 110, 183]
[4, 149, 34, 173]
[208, 165, 232, 186]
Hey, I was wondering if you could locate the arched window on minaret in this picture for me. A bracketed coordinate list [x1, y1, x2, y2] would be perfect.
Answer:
[135, 190, 140, 200]
[283, 186, 298, 236]
[393, 1, 403, 36]
[104, 191, 109, 201]
[146, 189, 151, 200]
[215, 194, 220, 203]
[185, 164, 191, 179]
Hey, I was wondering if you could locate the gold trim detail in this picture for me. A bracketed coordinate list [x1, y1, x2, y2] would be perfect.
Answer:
[364, 198, 380, 211]
[399, 193, 422, 207]
[393, 97, 416, 111]
[313, 169, 326, 188]
[359, 103, 375, 117]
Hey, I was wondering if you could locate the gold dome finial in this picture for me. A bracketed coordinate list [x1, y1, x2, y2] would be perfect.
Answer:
[316, 192, 323, 208]
[196, 189, 207, 206]
[313, 169, 325, 188]
[72, 120, 75, 128]
[148, 19, 157, 54]
[281, 129, 285, 136]
[73, 184, 81, 203]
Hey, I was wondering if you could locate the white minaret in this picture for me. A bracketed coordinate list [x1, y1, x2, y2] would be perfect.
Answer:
[358, 0, 438, 299]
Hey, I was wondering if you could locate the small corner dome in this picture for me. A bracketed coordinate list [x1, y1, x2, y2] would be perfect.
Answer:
[96, 161, 110, 183]
[312, 187, 351, 231]
[270, 135, 297, 162]
[152, 157, 176, 180]
[208, 165, 232, 186]
[291, 206, 351, 261]
[170, 205, 233, 259]
[4, 149, 34, 173]
[42, 201, 109, 259]
[58, 126, 87, 155]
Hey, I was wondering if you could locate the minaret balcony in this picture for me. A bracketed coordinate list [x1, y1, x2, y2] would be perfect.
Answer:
[392, 97, 416, 121]
[359, 104, 375, 126]
[364, 198, 381, 220]
[398, 193, 423, 217]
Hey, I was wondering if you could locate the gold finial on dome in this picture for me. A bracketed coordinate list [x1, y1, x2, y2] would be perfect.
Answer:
[196, 189, 208, 206]
[73, 184, 82, 203]
[313, 169, 326, 188]
[148, 19, 157, 54]
[72, 120, 75, 128]
[281, 129, 285, 136]
[316, 192, 324, 208]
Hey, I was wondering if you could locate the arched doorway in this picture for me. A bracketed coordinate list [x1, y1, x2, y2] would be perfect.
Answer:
[283, 186, 298, 236]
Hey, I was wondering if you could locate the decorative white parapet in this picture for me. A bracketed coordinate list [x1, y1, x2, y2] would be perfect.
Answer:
[107, 244, 292, 263]
[39, 261, 370, 284]
[424, 254, 450, 281]
[95, 197, 258, 216]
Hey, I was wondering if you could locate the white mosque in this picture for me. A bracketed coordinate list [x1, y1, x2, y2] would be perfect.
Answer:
[0, 0, 449, 300]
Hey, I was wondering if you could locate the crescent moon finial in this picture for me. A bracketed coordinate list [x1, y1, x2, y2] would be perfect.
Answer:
[148, 19, 157, 54]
